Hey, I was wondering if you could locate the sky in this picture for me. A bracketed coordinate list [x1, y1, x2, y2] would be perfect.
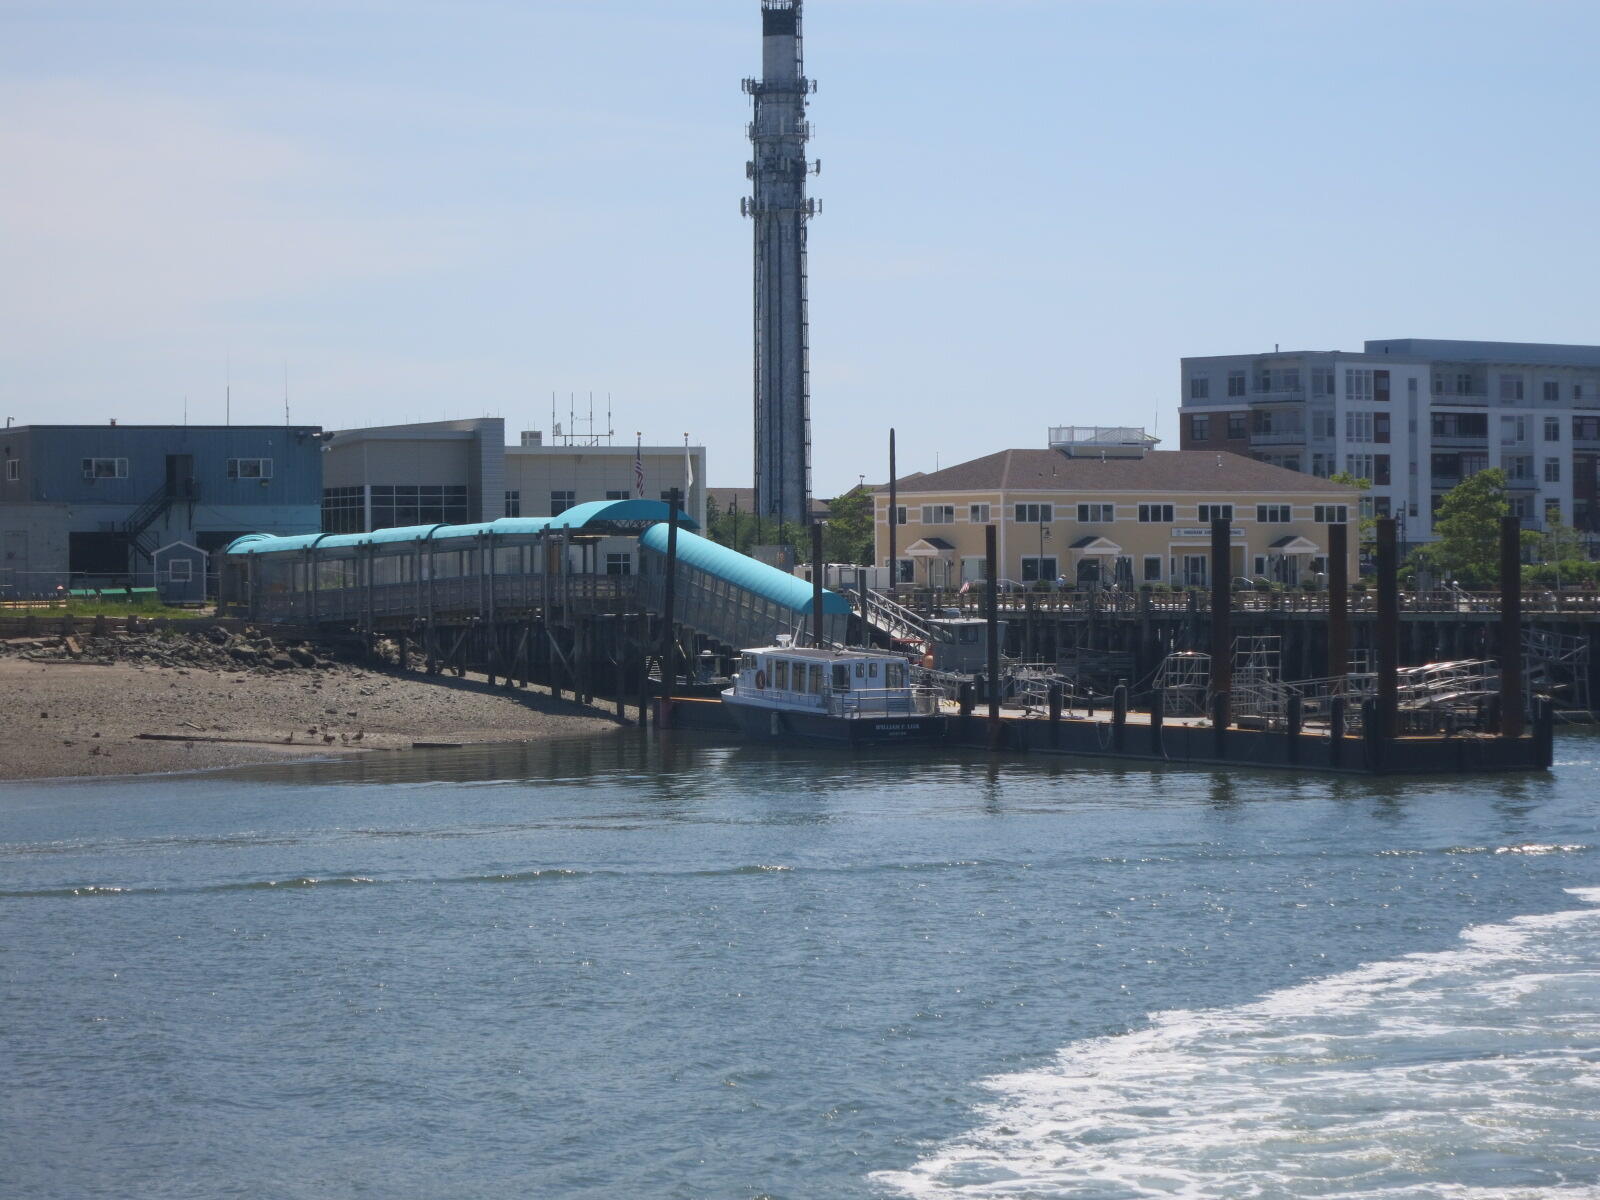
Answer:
[3, 0, 1598, 495]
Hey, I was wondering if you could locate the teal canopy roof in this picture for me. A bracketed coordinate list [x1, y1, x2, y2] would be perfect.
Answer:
[546, 499, 698, 533]
[222, 501, 695, 557]
[637, 525, 851, 616]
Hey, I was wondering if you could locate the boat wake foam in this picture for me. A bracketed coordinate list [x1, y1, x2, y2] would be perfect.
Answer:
[876, 887, 1600, 1199]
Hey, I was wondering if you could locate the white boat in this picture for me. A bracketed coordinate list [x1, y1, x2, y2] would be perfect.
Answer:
[720, 637, 947, 745]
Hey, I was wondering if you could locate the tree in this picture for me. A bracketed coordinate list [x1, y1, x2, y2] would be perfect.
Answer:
[820, 487, 874, 564]
[1415, 468, 1510, 586]
[702, 488, 874, 564]
[1327, 471, 1375, 547]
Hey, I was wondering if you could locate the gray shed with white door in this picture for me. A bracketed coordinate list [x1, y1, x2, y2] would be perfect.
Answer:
[153, 540, 208, 604]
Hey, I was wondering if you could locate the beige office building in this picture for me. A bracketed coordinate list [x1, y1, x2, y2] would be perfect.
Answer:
[323, 418, 705, 532]
[321, 417, 705, 575]
[875, 428, 1360, 589]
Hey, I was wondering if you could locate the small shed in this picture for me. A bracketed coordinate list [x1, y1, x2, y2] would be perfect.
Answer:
[153, 540, 208, 604]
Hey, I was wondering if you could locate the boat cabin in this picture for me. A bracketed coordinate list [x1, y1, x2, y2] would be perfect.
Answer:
[735, 645, 911, 707]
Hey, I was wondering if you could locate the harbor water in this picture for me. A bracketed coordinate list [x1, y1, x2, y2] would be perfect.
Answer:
[3, 733, 1598, 1199]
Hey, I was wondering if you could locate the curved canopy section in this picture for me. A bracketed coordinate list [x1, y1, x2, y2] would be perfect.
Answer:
[546, 498, 698, 533]
[224, 532, 328, 556]
[638, 525, 850, 616]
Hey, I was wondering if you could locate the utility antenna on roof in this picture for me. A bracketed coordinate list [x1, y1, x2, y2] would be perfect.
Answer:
[283, 360, 290, 426]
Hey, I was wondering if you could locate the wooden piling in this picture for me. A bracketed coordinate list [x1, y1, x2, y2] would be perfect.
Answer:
[659, 488, 681, 730]
[1375, 517, 1399, 740]
[1499, 515, 1524, 738]
[888, 429, 898, 603]
[1210, 516, 1232, 699]
[1327, 520, 1348, 688]
[810, 523, 825, 648]
[985, 524, 1000, 736]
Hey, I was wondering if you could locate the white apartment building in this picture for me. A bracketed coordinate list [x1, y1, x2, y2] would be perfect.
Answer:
[1180, 339, 1600, 546]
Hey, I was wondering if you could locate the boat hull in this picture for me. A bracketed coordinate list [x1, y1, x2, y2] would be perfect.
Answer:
[721, 696, 946, 746]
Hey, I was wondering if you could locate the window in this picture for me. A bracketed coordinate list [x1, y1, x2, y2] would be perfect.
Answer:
[1545, 457, 1562, 483]
[920, 504, 955, 525]
[1076, 503, 1114, 523]
[1374, 412, 1391, 443]
[1544, 417, 1561, 442]
[5, 459, 17, 481]
[1227, 371, 1246, 397]
[1345, 411, 1375, 442]
[1461, 452, 1488, 477]
[1189, 376, 1210, 400]
[1575, 417, 1600, 441]
[1344, 454, 1375, 481]
[1313, 504, 1349, 524]
[1310, 453, 1331, 478]
[1546, 499, 1563, 526]
[1196, 503, 1233, 523]
[1543, 380, 1560, 402]
[1188, 414, 1210, 442]
[1256, 504, 1291, 523]
[1142, 554, 1163, 582]
[1505, 455, 1532, 482]
[1020, 556, 1058, 582]
[968, 503, 991, 524]
[504, 491, 521, 518]
[1510, 494, 1534, 519]
[810, 664, 825, 694]
[1345, 369, 1373, 400]
[550, 490, 576, 516]
[370, 484, 469, 529]
[896, 559, 914, 583]
[1312, 367, 1335, 396]
[1253, 556, 1267, 577]
[322, 486, 364, 533]
[960, 556, 987, 582]
[1499, 374, 1525, 401]
[1014, 503, 1053, 524]
[166, 559, 193, 583]
[774, 660, 789, 690]
[605, 552, 632, 576]
[1138, 503, 1174, 523]
[894, 506, 908, 525]
[226, 458, 273, 480]
[1374, 454, 1391, 486]
[1500, 415, 1527, 444]
[1226, 414, 1247, 440]
[80, 457, 128, 480]
[605, 489, 630, 501]
[1313, 411, 1337, 438]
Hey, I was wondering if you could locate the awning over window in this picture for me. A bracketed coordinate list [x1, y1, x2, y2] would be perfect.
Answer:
[1069, 535, 1123, 556]
[1268, 534, 1320, 554]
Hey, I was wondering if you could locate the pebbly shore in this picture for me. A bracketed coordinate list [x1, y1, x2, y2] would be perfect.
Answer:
[0, 625, 619, 780]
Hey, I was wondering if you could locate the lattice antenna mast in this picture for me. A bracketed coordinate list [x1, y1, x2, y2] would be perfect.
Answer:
[743, 0, 820, 526]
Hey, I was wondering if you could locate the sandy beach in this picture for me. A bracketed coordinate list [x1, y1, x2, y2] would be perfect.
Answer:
[0, 629, 621, 780]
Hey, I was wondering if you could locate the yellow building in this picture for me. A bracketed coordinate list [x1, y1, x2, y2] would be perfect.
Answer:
[874, 429, 1360, 589]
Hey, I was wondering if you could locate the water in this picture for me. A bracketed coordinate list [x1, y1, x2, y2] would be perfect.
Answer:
[2, 733, 1598, 1200]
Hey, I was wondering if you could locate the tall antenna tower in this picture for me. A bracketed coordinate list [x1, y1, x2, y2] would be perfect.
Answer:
[742, 0, 818, 525]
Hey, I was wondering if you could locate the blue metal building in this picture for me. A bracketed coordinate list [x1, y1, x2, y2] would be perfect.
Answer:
[0, 423, 324, 594]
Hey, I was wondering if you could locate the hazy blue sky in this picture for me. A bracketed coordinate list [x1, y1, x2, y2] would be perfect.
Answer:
[4, 0, 1596, 494]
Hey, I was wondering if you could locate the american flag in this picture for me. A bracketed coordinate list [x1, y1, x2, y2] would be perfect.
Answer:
[633, 436, 645, 498]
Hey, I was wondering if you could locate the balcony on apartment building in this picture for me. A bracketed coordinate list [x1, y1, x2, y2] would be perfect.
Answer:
[1431, 390, 1489, 407]
[1248, 389, 1307, 405]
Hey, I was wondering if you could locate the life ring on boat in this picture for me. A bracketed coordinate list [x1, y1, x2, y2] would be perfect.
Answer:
[754, 669, 767, 690]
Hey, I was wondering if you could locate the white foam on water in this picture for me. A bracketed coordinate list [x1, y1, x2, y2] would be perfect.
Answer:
[876, 888, 1600, 1200]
